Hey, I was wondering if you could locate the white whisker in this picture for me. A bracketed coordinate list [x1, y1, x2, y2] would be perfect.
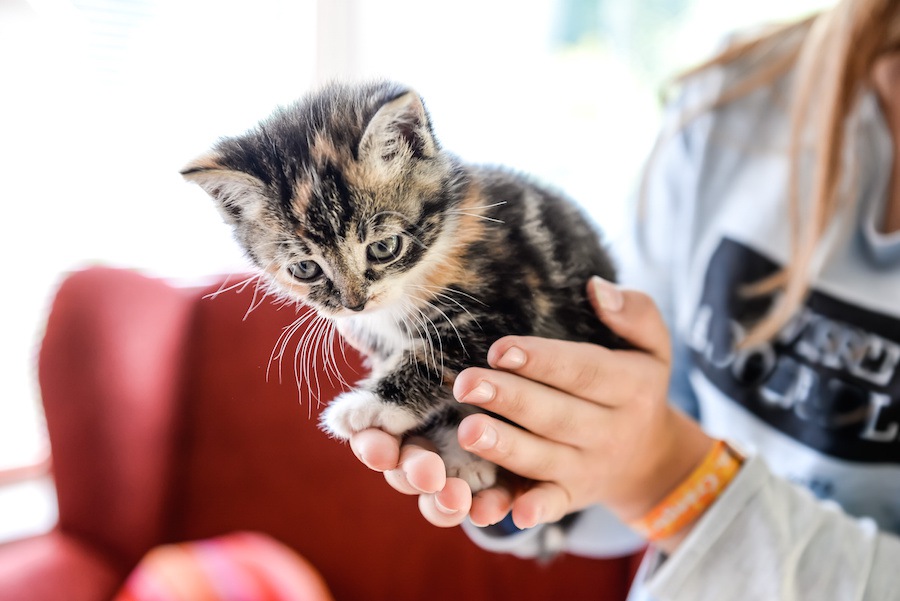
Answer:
[411, 283, 486, 313]
[295, 315, 326, 406]
[392, 303, 421, 378]
[409, 292, 467, 360]
[333, 325, 361, 381]
[267, 309, 319, 384]
[203, 273, 260, 300]
[321, 320, 352, 395]
[447, 200, 507, 224]
[243, 276, 272, 320]
[449, 211, 504, 224]
[411, 286, 484, 338]
[403, 300, 438, 376]
[409, 300, 445, 377]
[460, 201, 508, 211]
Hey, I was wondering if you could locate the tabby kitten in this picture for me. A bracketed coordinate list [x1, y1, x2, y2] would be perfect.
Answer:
[182, 81, 621, 492]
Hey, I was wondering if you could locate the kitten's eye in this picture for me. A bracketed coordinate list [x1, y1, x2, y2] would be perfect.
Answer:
[366, 235, 402, 263]
[287, 260, 323, 282]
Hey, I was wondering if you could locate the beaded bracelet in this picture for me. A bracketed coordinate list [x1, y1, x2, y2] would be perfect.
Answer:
[628, 440, 744, 541]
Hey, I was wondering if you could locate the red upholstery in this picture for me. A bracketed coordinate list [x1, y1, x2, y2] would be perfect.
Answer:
[0, 532, 121, 600]
[0, 267, 639, 600]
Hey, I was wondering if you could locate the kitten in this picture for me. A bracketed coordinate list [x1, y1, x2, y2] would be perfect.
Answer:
[182, 81, 621, 492]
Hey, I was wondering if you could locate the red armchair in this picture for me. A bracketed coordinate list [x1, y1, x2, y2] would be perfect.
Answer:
[0, 267, 639, 600]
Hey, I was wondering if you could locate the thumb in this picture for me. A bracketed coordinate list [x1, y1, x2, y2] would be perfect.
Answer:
[587, 276, 671, 363]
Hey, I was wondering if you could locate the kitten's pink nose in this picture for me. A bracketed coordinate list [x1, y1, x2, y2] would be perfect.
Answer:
[342, 300, 366, 312]
[338, 285, 367, 312]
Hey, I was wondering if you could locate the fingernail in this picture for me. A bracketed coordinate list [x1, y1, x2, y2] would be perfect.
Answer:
[515, 506, 543, 530]
[434, 495, 460, 515]
[462, 380, 495, 404]
[467, 424, 498, 451]
[496, 346, 526, 369]
[590, 276, 623, 312]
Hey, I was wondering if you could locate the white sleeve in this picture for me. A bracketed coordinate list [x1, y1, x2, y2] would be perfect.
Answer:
[636, 455, 900, 601]
[461, 504, 645, 560]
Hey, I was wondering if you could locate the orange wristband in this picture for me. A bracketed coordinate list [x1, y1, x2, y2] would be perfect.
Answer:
[628, 440, 744, 541]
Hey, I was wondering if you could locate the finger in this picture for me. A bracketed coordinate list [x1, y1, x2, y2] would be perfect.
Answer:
[484, 332, 645, 406]
[457, 413, 576, 482]
[384, 441, 445, 495]
[454, 366, 606, 444]
[350, 428, 400, 472]
[511, 481, 572, 529]
[586, 276, 671, 363]
[470, 486, 514, 527]
[482, 330, 668, 406]
[417, 477, 472, 528]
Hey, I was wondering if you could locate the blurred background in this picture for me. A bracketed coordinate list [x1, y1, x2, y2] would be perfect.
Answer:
[0, 0, 831, 541]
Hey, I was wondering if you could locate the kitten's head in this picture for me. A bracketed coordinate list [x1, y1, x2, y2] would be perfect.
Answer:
[182, 81, 466, 318]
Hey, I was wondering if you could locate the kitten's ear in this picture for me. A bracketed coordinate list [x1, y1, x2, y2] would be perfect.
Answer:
[359, 90, 437, 163]
[181, 154, 266, 223]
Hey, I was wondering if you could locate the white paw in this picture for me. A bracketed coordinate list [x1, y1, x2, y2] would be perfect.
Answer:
[319, 389, 420, 439]
[447, 457, 498, 493]
[431, 426, 497, 492]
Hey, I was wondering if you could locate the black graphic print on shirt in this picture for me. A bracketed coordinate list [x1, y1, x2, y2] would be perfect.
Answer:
[689, 238, 900, 464]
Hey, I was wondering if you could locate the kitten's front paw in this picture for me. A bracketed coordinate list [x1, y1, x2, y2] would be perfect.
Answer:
[431, 426, 498, 492]
[447, 457, 498, 493]
[320, 389, 421, 439]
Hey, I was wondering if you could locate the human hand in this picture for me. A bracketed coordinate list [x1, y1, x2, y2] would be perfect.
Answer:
[349, 277, 713, 534]
[349, 429, 475, 527]
[452, 277, 714, 532]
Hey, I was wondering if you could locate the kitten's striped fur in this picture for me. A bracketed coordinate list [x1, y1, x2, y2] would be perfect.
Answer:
[183, 81, 621, 491]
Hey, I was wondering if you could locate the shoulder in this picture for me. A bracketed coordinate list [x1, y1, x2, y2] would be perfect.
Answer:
[669, 25, 807, 147]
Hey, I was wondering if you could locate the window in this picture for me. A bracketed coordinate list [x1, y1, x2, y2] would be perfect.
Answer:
[1, 0, 318, 540]
[0, 0, 832, 541]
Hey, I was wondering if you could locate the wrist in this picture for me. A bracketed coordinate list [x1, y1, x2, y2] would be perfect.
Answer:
[614, 408, 715, 523]
[627, 433, 745, 553]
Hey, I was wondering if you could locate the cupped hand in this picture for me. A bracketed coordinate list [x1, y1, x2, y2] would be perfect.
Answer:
[349, 429, 474, 527]
[453, 277, 713, 530]
[349, 276, 713, 531]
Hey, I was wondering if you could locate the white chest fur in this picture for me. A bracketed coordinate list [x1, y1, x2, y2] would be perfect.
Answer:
[335, 306, 410, 363]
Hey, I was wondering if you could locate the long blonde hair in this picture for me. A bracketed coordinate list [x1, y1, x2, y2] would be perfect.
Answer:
[656, 0, 899, 346]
